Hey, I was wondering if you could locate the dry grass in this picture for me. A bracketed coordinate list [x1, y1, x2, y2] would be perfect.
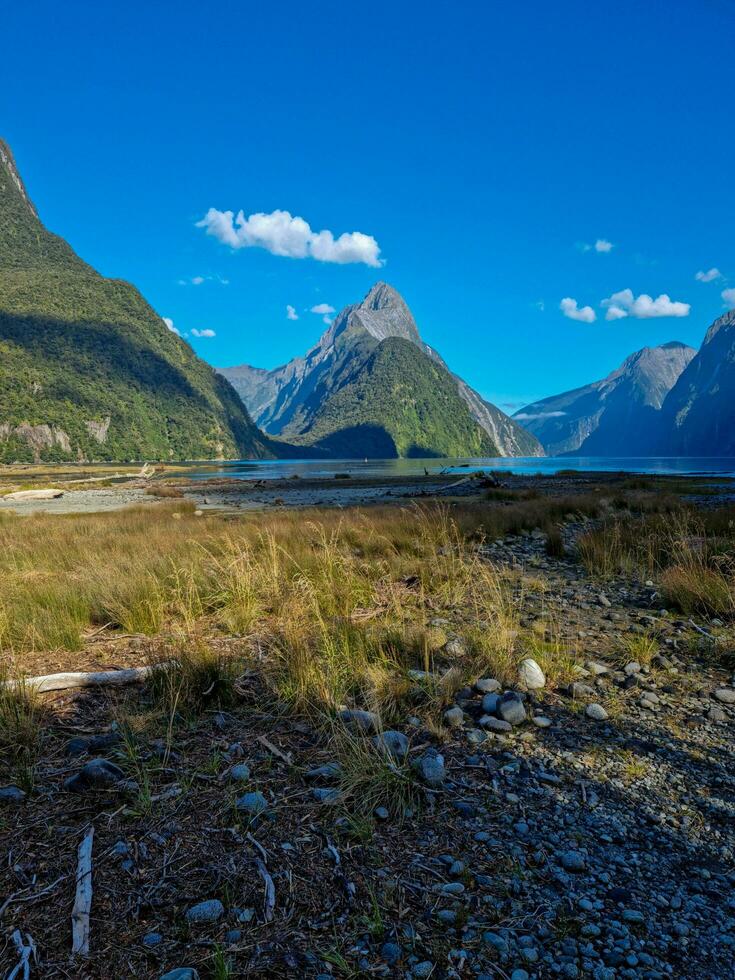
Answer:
[578, 507, 735, 618]
[0, 679, 45, 789]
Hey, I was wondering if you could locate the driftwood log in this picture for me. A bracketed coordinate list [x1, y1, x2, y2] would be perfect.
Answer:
[2, 664, 171, 694]
[71, 826, 94, 956]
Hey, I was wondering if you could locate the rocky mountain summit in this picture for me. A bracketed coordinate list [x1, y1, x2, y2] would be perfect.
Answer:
[221, 283, 543, 458]
[515, 342, 696, 456]
[0, 138, 267, 463]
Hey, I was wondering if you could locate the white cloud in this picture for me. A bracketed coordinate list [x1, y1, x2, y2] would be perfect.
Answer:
[579, 239, 614, 253]
[601, 288, 690, 318]
[310, 303, 335, 315]
[191, 276, 205, 286]
[605, 305, 629, 321]
[286, 305, 299, 321]
[515, 411, 567, 421]
[695, 268, 723, 283]
[178, 274, 228, 286]
[196, 207, 383, 267]
[560, 297, 596, 323]
[723, 288, 735, 309]
[322, 316, 333, 326]
[191, 328, 216, 338]
[163, 317, 180, 335]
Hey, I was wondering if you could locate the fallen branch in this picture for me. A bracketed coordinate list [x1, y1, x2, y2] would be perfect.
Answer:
[71, 826, 94, 956]
[7, 930, 37, 980]
[2, 663, 173, 694]
[0, 874, 67, 918]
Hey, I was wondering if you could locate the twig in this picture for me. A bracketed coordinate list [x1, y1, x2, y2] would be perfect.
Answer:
[0, 875, 67, 918]
[689, 618, 713, 638]
[255, 858, 276, 923]
[71, 826, 94, 956]
[257, 734, 293, 765]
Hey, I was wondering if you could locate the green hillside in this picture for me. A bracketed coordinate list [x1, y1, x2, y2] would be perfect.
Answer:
[0, 139, 268, 463]
[296, 336, 499, 458]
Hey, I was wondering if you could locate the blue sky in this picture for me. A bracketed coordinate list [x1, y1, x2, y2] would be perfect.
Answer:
[3, 0, 734, 409]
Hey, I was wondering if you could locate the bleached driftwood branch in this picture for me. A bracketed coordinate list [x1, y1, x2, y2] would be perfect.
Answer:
[255, 858, 276, 923]
[7, 930, 37, 980]
[71, 826, 94, 956]
[2, 664, 171, 694]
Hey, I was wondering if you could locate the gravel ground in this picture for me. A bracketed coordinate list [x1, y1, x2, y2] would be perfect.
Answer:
[1, 508, 733, 978]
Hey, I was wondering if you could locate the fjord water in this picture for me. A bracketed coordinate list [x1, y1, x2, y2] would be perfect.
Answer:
[184, 457, 735, 481]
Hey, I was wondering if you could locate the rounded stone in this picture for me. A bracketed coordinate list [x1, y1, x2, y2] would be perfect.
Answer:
[518, 657, 546, 690]
[585, 703, 609, 721]
[185, 899, 225, 925]
[372, 730, 409, 758]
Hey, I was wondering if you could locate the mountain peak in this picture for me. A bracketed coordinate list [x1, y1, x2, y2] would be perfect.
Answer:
[361, 281, 405, 311]
[0, 138, 37, 217]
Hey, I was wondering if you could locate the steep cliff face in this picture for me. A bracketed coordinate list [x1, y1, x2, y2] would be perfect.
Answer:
[515, 342, 696, 456]
[0, 138, 268, 463]
[221, 283, 543, 458]
[655, 310, 735, 455]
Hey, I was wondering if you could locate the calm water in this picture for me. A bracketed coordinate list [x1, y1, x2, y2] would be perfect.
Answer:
[183, 457, 735, 481]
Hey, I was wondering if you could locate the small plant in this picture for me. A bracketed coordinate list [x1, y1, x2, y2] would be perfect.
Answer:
[147, 640, 240, 722]
[545, 526, 566, 558]
[0, 678, 45, 790]
[332, 725, 420, 820]
[145, 485, 184, 498]
[661, 564, 734, 618]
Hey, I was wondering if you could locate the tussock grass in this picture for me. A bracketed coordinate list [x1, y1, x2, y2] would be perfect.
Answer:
[0, 679, 44, 789]
[578, 507, 735, 618]
[147, 639, 241, 722]
[331, 724, 421, 819]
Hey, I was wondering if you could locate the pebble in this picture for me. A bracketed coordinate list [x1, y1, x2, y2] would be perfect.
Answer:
[444, 706, 465, 728]
[229, 763, 251, 782]
[532, 715, 552, 728]
[372, 730, 409, 758]
[160, 971, 199, 980]
[64, 757, 125, 792]
[413, 749, 445, 787]
[339, 708, 380, 731]
[476, 678, 501, 693]
[518, 657, 546, 689]
[185, 899, 225, 925]
[480, 715, 512, 733]
[235, 791, 269, 817]
[560, 850, 586, 872]
[497, 693, 527, 726]
[585, 703, 609, 721]
[0, 785, 26, 803]
[713, 688, 735, 704]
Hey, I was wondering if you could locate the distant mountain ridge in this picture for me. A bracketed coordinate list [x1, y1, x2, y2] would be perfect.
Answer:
[654, 309, 735, 455]
[221, 283, 543, 458]
[0, 138, 268, 463]
[514, 341, 696, 456]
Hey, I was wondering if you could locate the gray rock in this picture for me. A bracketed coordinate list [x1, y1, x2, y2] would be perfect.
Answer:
[304, 762, 341, 781]
[480, 715, 512, 733]
[443, 706, 465, 728]
[585, 703, 609, 721]
[518, 657, 546, 690]
[185, 899, 225, 925]
[235, 791, 268, 817]
[413, 963, 435, 978]
[414, 749, 445, 787]
[570, 682, 597, 698]
[475, 677, 501, 693]
[372, 730, 409, 758]
[714, 687, 735, 704]
[339, 708, 380, 731]
[64, 757, 125, 792]
[560, 850, 586, 872]
[229, 763, 251, 782]
[481, 692, 500, 714]
[143, 932, 163, 947]
[0, 785, 26, 803]
[497, 693, 526, 726]
[160, 971, 200, 980]
[532, 715, 552, 728]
